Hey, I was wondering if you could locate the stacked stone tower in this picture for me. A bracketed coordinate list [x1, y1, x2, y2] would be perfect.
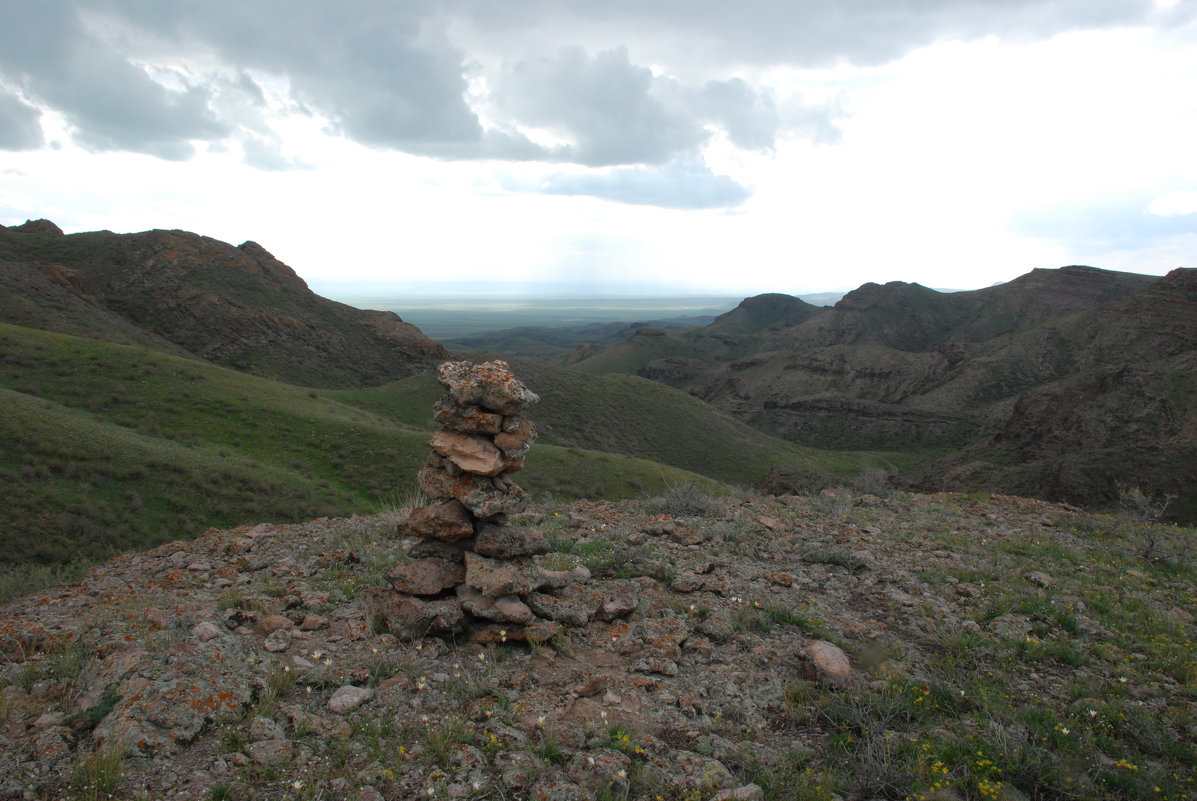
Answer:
[364, 360, 579, 644]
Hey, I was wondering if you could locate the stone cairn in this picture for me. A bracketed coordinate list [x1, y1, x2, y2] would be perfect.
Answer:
[363, 360, 581, 645]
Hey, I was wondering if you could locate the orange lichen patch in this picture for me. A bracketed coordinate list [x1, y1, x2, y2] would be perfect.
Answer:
[157, 570, 187, 588]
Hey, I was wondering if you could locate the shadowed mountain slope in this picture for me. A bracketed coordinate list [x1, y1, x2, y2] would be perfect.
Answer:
[0, 220, 449, 388]
[564, 266, 1195, 518]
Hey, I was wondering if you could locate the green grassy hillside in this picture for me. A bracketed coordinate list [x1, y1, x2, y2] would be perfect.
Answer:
[0, 323, 728, 571]
[329, 360, 887, 487]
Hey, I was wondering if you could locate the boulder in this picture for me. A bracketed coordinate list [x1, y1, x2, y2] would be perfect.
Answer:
[418, 461, 529, 519]
[360, 587, 465, 639]
[473, 523, 550, 559]
[799, 640, 852, 684]
[327, 685, 374, 714]
[385, 558, 465, 596]
[429, 430, 508, 476]
[437, 360, 540, 415]
[494, 416, 538, 459]
[456, 585, 536, 624]
[396, 499, 475, 542]
[432, 399, 503, 434]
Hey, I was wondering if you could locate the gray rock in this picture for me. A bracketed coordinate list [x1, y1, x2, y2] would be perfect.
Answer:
[190, 621, 221, 643]
[327, 685, 374, 714]
[263, 628, 292, 653]
[474, 524, 550, 559]
[244, 739, 293, 764]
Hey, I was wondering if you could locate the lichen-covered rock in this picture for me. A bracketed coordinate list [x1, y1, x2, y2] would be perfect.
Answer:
[418, 460, 530, 519]
[432, 398, 504, 434]
[614, 618, 689, 661]
[437, 360, 540, 415]
[407, 536, 475, 562]
[464, 552, 540, 597]
[473, 523, 550, 559]
[525, 588, 595, 627]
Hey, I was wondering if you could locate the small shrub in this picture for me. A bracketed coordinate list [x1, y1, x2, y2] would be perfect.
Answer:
[645, 481, 719, 518]
[851, 469, 892, 496]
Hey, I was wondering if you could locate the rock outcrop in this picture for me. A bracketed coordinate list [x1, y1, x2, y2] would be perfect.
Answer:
[365, 360, 584, 644]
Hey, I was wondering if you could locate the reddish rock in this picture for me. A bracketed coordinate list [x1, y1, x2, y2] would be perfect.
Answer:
[385, 557, 465, 596]
[462, 553, 567, 598]
[430, 430, 507, 476]
[615, 618, 688, 660]
[457, 585, 536, 624]
[254, 614, 293, 635]
[494, 416, 538, 460]
[396, 500, 476, 542]
[418, 460, 529, 519]
[407, 536, 474, 561]
[595, 590, 640, 621]
[360, 587, 465, 640]
[433, 399, 503, 434]
[473, 524, 551, 559]
[525, 587, 596, 627]
[800, 640, 852, 684]
[437, 360, 540, 415]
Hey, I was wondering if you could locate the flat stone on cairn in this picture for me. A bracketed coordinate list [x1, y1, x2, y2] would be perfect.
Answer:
[366, 359, 578, 644]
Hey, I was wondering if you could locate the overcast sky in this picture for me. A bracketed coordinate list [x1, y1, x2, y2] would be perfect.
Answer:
[1, 0, 1195, 295]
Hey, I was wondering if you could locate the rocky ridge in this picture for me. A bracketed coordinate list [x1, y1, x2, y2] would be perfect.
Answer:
[1, 486, 1193, 800]
[0, 220, 450, 388]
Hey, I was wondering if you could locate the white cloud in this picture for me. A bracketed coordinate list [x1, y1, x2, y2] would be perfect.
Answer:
[1, 1, 1196, 295]
[1147, 190, 1197, 217]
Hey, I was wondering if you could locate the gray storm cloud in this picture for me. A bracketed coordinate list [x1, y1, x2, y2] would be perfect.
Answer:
[0, 0, 1187, 205]
[0, 89, 43, 150]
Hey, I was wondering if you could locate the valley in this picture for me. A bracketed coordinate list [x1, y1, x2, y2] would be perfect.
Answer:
[1, 217, 1194, 592]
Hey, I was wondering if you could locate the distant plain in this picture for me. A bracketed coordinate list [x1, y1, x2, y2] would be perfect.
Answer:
[311, 289, 746, 339]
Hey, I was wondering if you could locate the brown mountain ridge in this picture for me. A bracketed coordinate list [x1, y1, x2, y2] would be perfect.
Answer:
[564, 265, 1197, 521]
[0, 220, 448, 388]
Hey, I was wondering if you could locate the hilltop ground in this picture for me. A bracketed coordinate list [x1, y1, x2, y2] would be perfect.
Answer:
[2, 486, 1194, 801]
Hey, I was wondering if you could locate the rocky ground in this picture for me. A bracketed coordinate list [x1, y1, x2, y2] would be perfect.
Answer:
[1, 487, 1194, 801]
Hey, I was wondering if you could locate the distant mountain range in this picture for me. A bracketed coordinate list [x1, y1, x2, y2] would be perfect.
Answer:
[562, 265, 1197, 521]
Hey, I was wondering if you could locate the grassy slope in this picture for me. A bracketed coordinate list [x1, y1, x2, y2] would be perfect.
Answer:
[0, 323, 722, 567]
[329, 360, 886, 487]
